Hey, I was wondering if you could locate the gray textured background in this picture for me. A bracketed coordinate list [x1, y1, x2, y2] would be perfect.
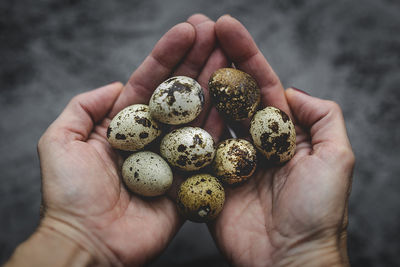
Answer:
[1, 0, 400, 266]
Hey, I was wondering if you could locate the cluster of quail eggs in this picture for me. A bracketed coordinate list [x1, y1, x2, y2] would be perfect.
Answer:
[107, 69, 296, 223]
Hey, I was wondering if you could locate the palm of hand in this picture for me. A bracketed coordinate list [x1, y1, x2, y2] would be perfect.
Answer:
[42, 121, 179, 265]
[211, 128, 349, 266]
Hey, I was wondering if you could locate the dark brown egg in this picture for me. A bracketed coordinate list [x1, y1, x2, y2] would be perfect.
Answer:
[208, 68, 260, 121]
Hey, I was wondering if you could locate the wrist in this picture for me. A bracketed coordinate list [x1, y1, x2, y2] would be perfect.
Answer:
[6, 215, 122, 267]
[272, 235, 349, 267]
[5, 223, 94, 267]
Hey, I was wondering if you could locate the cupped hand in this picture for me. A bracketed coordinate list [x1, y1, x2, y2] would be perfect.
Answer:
[37, 14, 228, 266]
[208, 15, 355, 267]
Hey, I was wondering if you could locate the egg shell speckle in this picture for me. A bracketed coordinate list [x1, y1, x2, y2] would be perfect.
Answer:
[107, 104, 162, 151]
[160, 127, 215, 171]
[208, 68, 260, 121]
[122, 151, 173, 197]
[212, 139, 257, 184]
[149, 76, 205, 125]
[177, 174, 225, 223]
[250, 107, 296, 163]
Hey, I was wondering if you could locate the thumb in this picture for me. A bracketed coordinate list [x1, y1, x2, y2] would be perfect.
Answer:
[44, 82, 124, 144]
[285, 88, 354, 167]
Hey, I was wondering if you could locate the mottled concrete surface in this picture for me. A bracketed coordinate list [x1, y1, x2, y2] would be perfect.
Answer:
[1, 0, 400, 266]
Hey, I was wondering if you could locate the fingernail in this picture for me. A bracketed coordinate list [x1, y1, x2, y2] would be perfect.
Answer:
[291, 87, 310, 95]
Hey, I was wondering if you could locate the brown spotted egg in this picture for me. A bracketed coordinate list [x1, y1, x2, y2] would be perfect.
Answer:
[160, 127, 215, 171]
[107, 104, 161, 151]
[208, 68, 260, 121]
[177, 174, 225, 223]
[212, 139, 257, 185]
[149, 76, 205, 125]
[250, 107, 296, 163]
[122, 151, 173, 197]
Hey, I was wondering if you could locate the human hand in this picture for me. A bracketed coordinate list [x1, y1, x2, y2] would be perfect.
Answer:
[32, 14, 228, 266]
[208, 15, 355, 266]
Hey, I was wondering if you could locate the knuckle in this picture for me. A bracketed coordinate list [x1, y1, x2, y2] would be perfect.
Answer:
[335, 145, 356, 169]
[188, 13, 203, 20]
[347, 151, 356, 170]
[37, 127, 62, 152]
[37, 126, 53, 151]
[188, 13, 209, 23]
[37, 132, 50, 152]
[70, 93, 85, 105]
[37, 134, 45, 152]
[325, 100, 342, 114]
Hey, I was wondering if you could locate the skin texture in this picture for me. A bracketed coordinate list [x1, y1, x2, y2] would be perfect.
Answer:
[5, 14, 355, 267]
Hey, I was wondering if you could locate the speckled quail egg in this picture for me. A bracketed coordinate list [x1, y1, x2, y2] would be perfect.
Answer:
[208, 68, 260, 121]
[149, 76, 205, 125]
[177, 174, 225, 223]
[107, 104, 162, 151]
[122, 151, 173, 197]
[250, 107, 296, 163]
[160, 127, 215, 171]
[212, 139, 257, 185]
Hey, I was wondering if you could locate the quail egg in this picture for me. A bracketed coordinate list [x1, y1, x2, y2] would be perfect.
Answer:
[122, 151, 173, 197]
[160, 127, 215, 171]
[177, 174, 225, 223]
[149, 76, 205, 125]
[212, 139, 257, 185]
[250, 107, 296, 163]
[107, 104, 162, 151]
[208, 68, 260, 121]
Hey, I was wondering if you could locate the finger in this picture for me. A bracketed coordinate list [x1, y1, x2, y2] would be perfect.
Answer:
[109, 23, 195, 117]
[285, 88, 349, 146]
[48, 82, 124, 143]
[285, 88, 355, 167]
[203, 107, 226, 144]
[187, 13, 211, 25]
[197, 47, 230, 88]
[215, 15, 291, 117]
[173, 14, 216, 78]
